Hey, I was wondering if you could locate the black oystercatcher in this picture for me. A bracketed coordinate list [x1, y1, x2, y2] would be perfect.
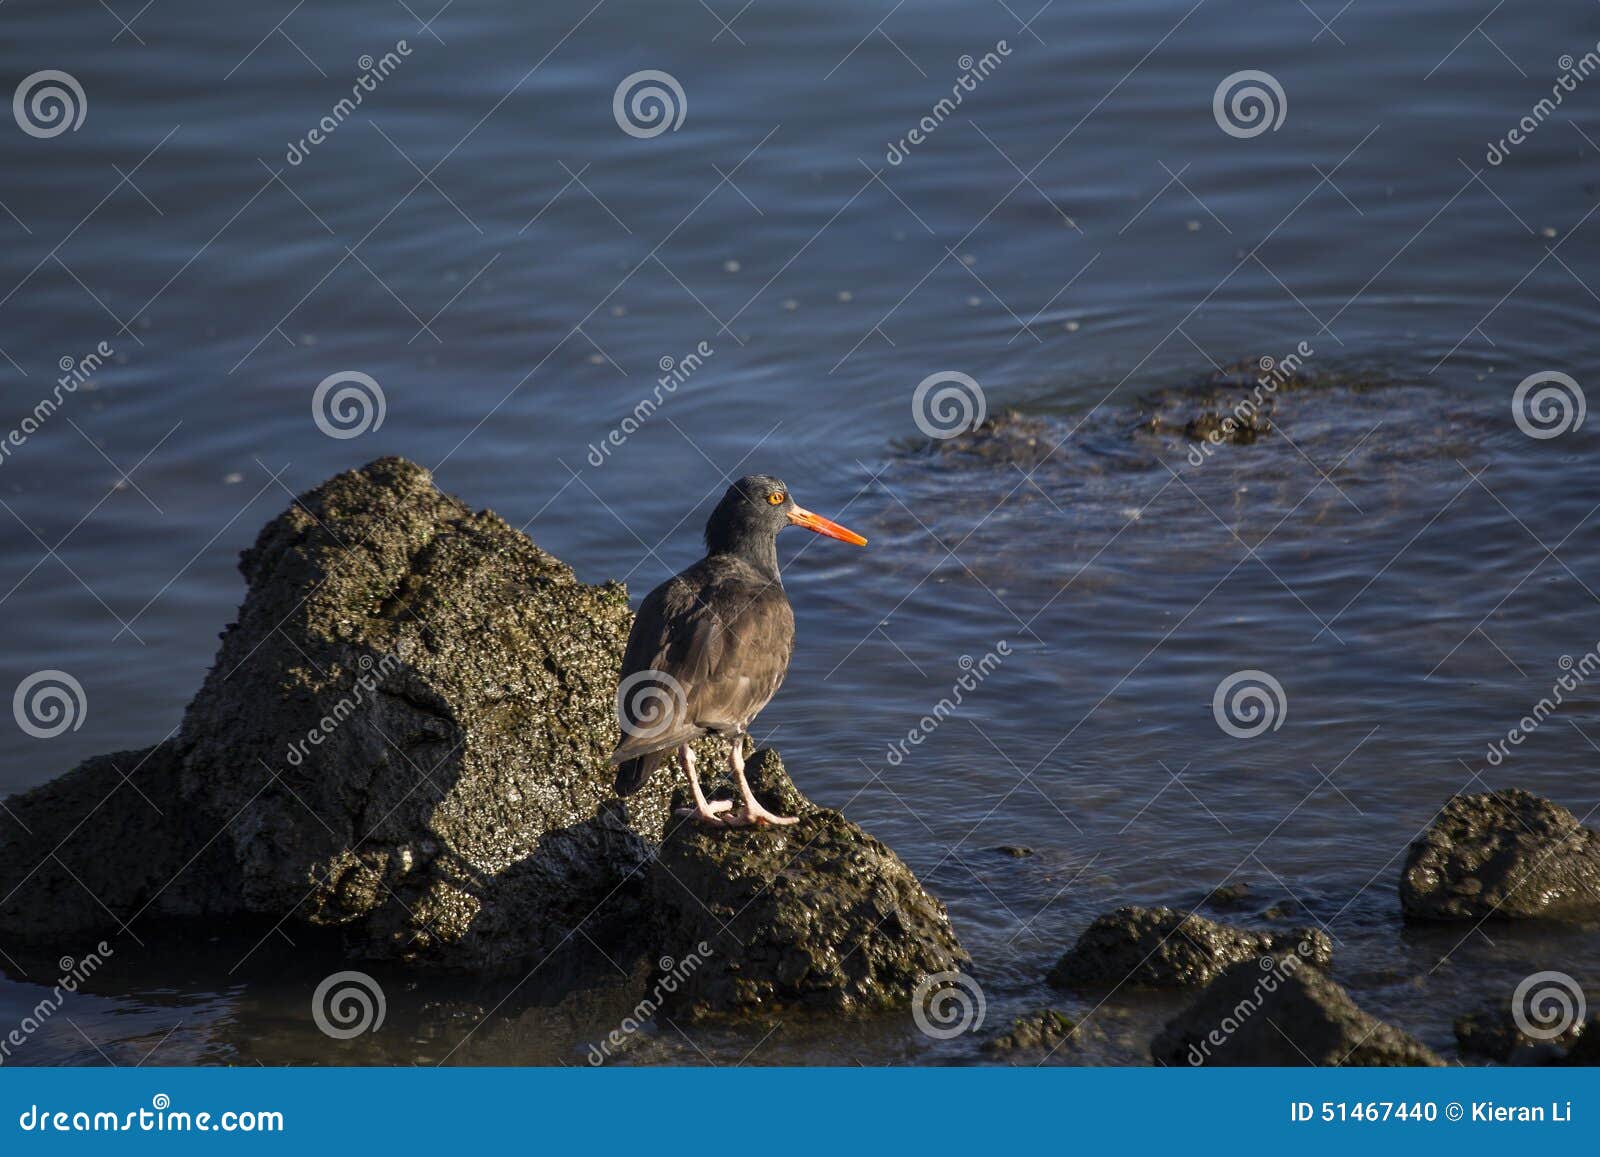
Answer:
[610, 474, 866, 826]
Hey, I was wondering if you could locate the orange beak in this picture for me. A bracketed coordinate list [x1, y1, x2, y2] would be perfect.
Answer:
[787, 504, 867, 546]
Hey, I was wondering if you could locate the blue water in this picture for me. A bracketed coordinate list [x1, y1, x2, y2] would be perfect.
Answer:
[1, 0, 1599, 1064]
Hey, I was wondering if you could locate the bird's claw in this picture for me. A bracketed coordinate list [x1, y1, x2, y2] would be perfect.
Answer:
[723, 807, 799, 828]
[675, 800, 735, 826]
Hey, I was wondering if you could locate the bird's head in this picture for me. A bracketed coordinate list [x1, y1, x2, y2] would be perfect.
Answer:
[704, 474, 867, 556]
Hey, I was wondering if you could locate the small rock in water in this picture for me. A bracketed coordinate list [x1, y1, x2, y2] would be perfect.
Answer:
[1048, 905, 1332, 989]
[991, 844, 1035, 858]
[983, 1008, 1100, 1061]
[1153, 956, 1444, 1066]
[1455, 1003, 1580, 1064]
[1203, 881, 1253, 910]
[1400, 789, 1600, 922]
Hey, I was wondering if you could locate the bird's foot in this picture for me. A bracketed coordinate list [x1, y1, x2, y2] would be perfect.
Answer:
[674, 799, 734, 826]
[724, 804, 799, 827]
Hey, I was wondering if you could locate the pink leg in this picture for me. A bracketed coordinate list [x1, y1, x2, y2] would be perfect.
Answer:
[673, 743, 732, 825]
[725, 741, 798, 827]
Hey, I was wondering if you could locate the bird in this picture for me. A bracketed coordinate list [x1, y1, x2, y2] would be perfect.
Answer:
[609, 474, 866, 827]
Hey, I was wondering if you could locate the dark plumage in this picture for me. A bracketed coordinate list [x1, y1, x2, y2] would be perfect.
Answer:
[609, 474, 866, 826]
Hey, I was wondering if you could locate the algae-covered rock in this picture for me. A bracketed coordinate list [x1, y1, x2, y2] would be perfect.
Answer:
[648, 750, 967, 1018]
[1047, 905, 1332, 990]
[1400, 790, 1600, 923]
[1152, 955, 1444, 1066]
[0, 458, 677, 971]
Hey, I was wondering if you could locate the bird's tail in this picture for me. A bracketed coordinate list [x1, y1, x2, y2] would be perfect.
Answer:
[613, 748, 670, 797]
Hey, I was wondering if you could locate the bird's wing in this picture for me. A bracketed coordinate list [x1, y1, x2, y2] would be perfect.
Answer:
[610, 563, 793, 764]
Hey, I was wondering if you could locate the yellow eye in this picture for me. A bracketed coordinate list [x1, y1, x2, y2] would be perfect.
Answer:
[767, 491, 785, 505]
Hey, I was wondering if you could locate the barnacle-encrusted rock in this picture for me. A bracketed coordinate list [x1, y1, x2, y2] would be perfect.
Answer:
[1400, 790, 1600, 922]
[648, 750, 967, 1017]
[0, 458, 678, 971]
[1047, 905, 1332, 990]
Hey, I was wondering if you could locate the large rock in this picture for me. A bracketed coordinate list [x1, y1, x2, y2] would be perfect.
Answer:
[648, 750, 967, 1017]
[1047, 905, 1332, 990]
[0, 458, 679, 971]
[1152, 955, 1444, 1066]
[1400, 790, 1600, 922]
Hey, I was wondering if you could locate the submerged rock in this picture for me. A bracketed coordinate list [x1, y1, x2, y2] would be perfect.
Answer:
[1455, 1003, 1580, 1065]
[1400, 790, 1600, 922]
[983, 1008, 1101, 1061]
[648, 750, 967, 1018]
[1152, 955, 1444, 1067]
[0, 458, 679, 971]
[1047, 905, 1332, 990]
[1561, 1017, 1600, 1065]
